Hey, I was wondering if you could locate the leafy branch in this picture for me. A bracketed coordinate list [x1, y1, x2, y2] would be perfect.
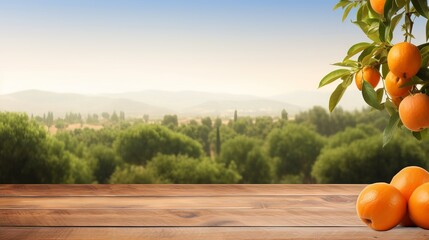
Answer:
[320, 0, 429, 145]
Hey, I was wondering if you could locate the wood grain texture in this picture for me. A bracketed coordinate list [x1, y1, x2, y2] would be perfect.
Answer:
[0, 208, 362, 227]
[1, 227, 428, 240]
[0, 184, 366, 196]
[0, 195, 356, 209]
[2, 184, 421, 239]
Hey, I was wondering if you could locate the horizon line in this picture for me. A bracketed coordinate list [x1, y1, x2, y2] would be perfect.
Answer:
[0, 88, 329, 97]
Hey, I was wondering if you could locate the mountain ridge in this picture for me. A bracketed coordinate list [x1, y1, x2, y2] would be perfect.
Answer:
[0, 89, 366, 119]
[0, 90, 173, 118]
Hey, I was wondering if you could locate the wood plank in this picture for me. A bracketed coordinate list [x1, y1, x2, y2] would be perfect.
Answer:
[0, 208, 362, 227]
[0, 184, 366, 196]
[0, 195, 356, 209]
[1, 227, 428, 240]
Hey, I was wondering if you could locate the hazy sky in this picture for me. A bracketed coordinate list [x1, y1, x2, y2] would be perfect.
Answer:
[0, 0, 425, 96]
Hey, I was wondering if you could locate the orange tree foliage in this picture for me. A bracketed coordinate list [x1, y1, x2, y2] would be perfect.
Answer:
[320, 0, 429, 145]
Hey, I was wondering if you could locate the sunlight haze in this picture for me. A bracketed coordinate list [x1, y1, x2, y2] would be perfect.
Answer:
[2, 0, 425, 99]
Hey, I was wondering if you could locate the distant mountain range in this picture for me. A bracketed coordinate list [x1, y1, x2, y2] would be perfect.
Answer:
[105, 90, 303, 117]
[0, 89, 367, 119]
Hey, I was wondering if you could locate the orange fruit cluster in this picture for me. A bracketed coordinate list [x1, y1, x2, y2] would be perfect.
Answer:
[387, 42, 428, 132]
[356, 166, 429, 231]
[385, 42, 429, 132]
[354, 40, 428, 132]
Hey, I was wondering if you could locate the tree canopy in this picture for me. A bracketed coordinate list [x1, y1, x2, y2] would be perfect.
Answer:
[220, 136, 273, 183]
[116, 124, 203, 165]
[268, 123, 325, 183]
[0, 113, 71, 183]
[2, 105, 429, 184]
[312, 130, 428, 183]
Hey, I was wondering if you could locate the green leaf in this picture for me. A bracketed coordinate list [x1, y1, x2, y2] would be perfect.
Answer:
[319, 69, 351, 88]
[342, 4, 354, 22]
[378, 21, 387, 42]
[385, 98, 398, 115]
[329, 82, 347, 112]
[358, 4, 369, 22]
[360, 45, 387, 66]
[376, 88, 385, 103]
[422, 82, 429, 92]
[352, 20, 380, 42]
[362, 81, 383, 110]
[367, 17, 379, 25]
[416, 68, 429, 81]
[411, 0, 429, 18]
[366, 0, 378, 16]
[383, 0, 391, 17]
[367, 18, 381, 32]
[382, 63, 390, 79]
[417, 43, 429, 51]
[386, 24, 393, 43]
[423, 56, 429, 68]
[358, 45, 376, 62]
[334, 0, 351, 10]
[383, 112, 400, 147]
[395, 0, 407, 9]
[422, 128, 428, 139]
[345, 42, 372, 60]
[418, 42, 429, 50]
[373, 45, 386, 57]
[421, 46, 429, 57]
[333, 60, 359, 68]
[384, 0, 394, 18]
[413, 131, 422, 140]
[391, 13, 404, 32]
[419, 45, 429, 67]
[427, 19, 429, 42]
[356, 4, 363, 21]
[361, 48, 379, 66]
[412, 129, 428, 140]
[387, 13, 403, 41]
[353, 21, 368, 32]
[343, 73, 354, 86]
[329, 75, 353, 112]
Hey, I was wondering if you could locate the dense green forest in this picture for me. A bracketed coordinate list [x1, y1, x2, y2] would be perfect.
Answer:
[1, 106, 428, 184]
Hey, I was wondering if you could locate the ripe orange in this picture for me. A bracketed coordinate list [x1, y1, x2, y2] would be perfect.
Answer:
[398, 93, 429, 132]
[387, 42, 422, 79]
[355, 67, 381, 91]
[356, 182, 406, 231]
[390, 166, 429, 226]
[391, 166, 429, 200]
[370, 0, 386, 15]
[409, 182, 429, 229]
[385, 71, 412, 98]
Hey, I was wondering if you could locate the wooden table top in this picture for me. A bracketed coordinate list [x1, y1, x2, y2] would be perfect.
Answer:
[0, 184, 428, 239]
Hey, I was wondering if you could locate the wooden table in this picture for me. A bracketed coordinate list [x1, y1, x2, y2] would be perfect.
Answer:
[0, 184, 428, 239]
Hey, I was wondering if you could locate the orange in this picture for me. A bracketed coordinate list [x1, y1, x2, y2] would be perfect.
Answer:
[390, 166, 429, 226]
[355, 67, 381, 91]
[409, 182, 429, 229]
[370, 0, 386, 15]
[398, 93, 429, 132]
[356, 182, 406, 231]
[391, 166, 429, 201]
[385, 71, 412, 98]
[387, 42, 422, 79]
